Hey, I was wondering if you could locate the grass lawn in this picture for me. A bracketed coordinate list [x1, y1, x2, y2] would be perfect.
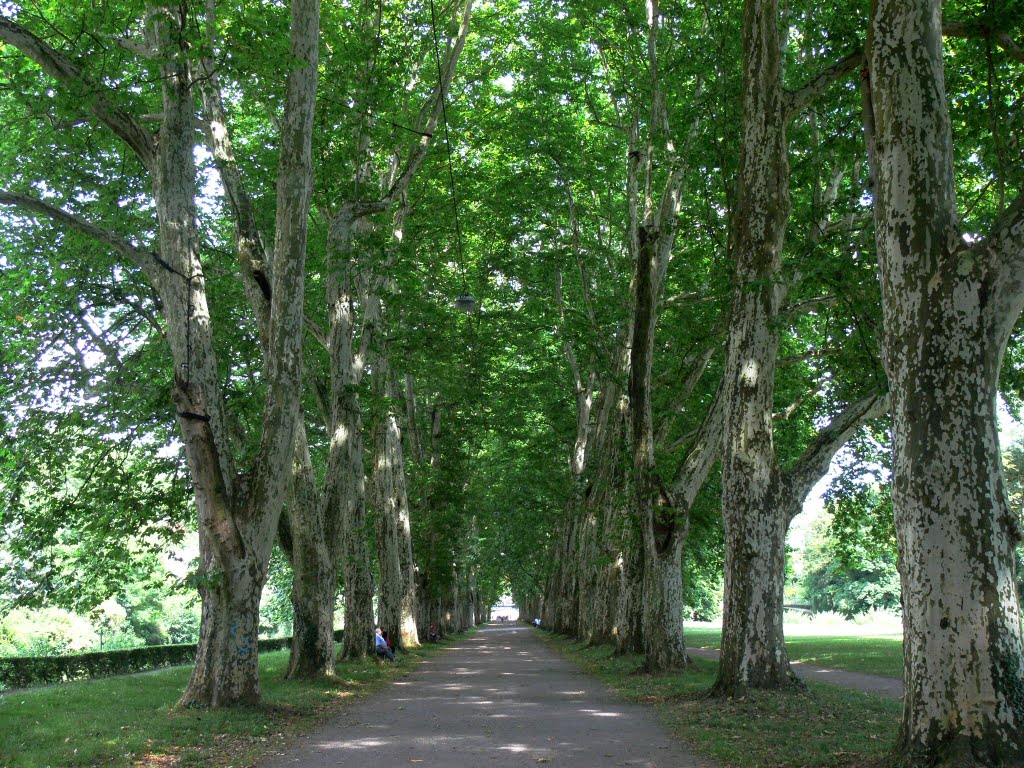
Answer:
[0, 635, 466, 768]
[540, 633, 900, 768]
[685, 627, 905, 679]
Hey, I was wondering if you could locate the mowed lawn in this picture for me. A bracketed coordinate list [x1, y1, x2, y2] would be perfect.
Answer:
[684, 625, 904, 679]
[0, 639, 454, 768]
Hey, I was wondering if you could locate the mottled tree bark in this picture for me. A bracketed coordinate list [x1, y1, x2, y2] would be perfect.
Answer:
[180, 0, 318, 704]
[630, 223, 688, 671]
[867, 0, 1024, 762]
[714, 0, 792, 696]
[621, 0, 718, 672]
[284, 427, 337, 678]
[322, 0, 473, 659]
[713, 0, 891, 697]
[614, 519, 645, 656]
[371, 357, 420, 649]
[325, 242, 376, 660]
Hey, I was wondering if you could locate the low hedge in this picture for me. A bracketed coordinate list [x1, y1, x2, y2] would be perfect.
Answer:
[0, 630, 344, 690]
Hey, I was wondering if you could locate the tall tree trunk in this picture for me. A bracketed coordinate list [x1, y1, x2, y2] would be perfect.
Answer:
[466, 564, 478, 628]
[630, 223, 689, 672]
[714, 502, 792, 693]
[285, 426, 337, 678]
[323, 206, 378, 661]
[372, 354, 420, 648]
[196, 6, 334, 680]
[319, 0, 473, 660]
[574, 503, 601, 643]
[713, 0, 793, 697]
[182, 0, 318, 705]
[867, 0, 1024, 762]
[326, 267, 376, 660]
[614, 515, 645, 656]
[620, 0, 712, 671]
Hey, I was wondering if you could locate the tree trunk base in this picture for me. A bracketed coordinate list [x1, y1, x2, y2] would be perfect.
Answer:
[638, 654, 692, 675]
[894, 728, 1024, 768]
[706, 669, 805, 699]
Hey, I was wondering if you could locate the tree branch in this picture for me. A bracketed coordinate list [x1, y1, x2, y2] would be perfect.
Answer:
[784, 49, 865, 120]
[0, 18, 158, 173]
[943, 22, 1024, 63]
[669, 380, 726, 507]
[784, 24, 1022, 122]
[197, 43, 272, 342]
[655, 343, 717, 447]
[778, 390, 890, 523]
[985, 191, 1024, 343]
[0, 190, 166, 284]
[381, 0, 474, 207]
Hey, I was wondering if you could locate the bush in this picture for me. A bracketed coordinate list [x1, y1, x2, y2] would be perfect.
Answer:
[164, 600, 201, 644]
[0, 630, 343, 690]
[804, 558, 901, 619]
[0, 606, 98, 656]
[0, 643, 198, 689]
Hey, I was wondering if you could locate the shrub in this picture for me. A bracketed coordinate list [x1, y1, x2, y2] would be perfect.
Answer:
[0, 630, 343, 690]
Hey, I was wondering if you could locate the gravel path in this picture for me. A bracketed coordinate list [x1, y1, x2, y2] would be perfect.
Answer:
[259, 623, 714, 768]
[685, 647, 904, 698]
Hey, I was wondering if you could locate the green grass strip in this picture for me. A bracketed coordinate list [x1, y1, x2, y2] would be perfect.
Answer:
[685, 628, 905, 679]
[539, 633, 900, 768]
[0, 634, 469, 768]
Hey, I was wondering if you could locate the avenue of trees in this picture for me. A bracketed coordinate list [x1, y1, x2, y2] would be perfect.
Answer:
[0, 0, 1022, 765]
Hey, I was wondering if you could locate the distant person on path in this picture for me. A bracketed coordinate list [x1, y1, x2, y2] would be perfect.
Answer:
[533, 617, 541, 627]
[375, 627, 395, 661]
[429, 623, 440, 642]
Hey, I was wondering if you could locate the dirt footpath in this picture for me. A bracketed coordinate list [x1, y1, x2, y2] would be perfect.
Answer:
[259, 623, 713, 768]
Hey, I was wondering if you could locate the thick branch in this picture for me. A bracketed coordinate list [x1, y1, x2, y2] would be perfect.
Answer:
[669, 380, 726, 508]
[778, 390, 890, 522]
[0, 19, 157, 173]
[198, 0, 272, 341]
[784, 50, 865, 119]
[985, 192, 1024, 343]
[943, 22, 1024, 63]
[248, 0, 320, 531]
[381, 0, 474, 207]
[786, 25, 1022, 121]
[554, 268, 584, 394]
[0, 190, 165, 284]
[655, 343, 717, 447]
[555, 164, 599, 329]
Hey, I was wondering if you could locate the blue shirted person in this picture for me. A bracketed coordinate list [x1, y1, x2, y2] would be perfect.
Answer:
[375, 627, 395, 661]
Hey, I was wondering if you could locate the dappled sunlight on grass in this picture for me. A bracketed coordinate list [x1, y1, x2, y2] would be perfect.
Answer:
[134, 753, 180, 767]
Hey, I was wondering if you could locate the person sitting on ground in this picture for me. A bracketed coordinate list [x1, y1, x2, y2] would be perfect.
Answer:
[375, 627, 395, 661]
[533, 617, 541, 627]
[429, 623, 439, 642]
